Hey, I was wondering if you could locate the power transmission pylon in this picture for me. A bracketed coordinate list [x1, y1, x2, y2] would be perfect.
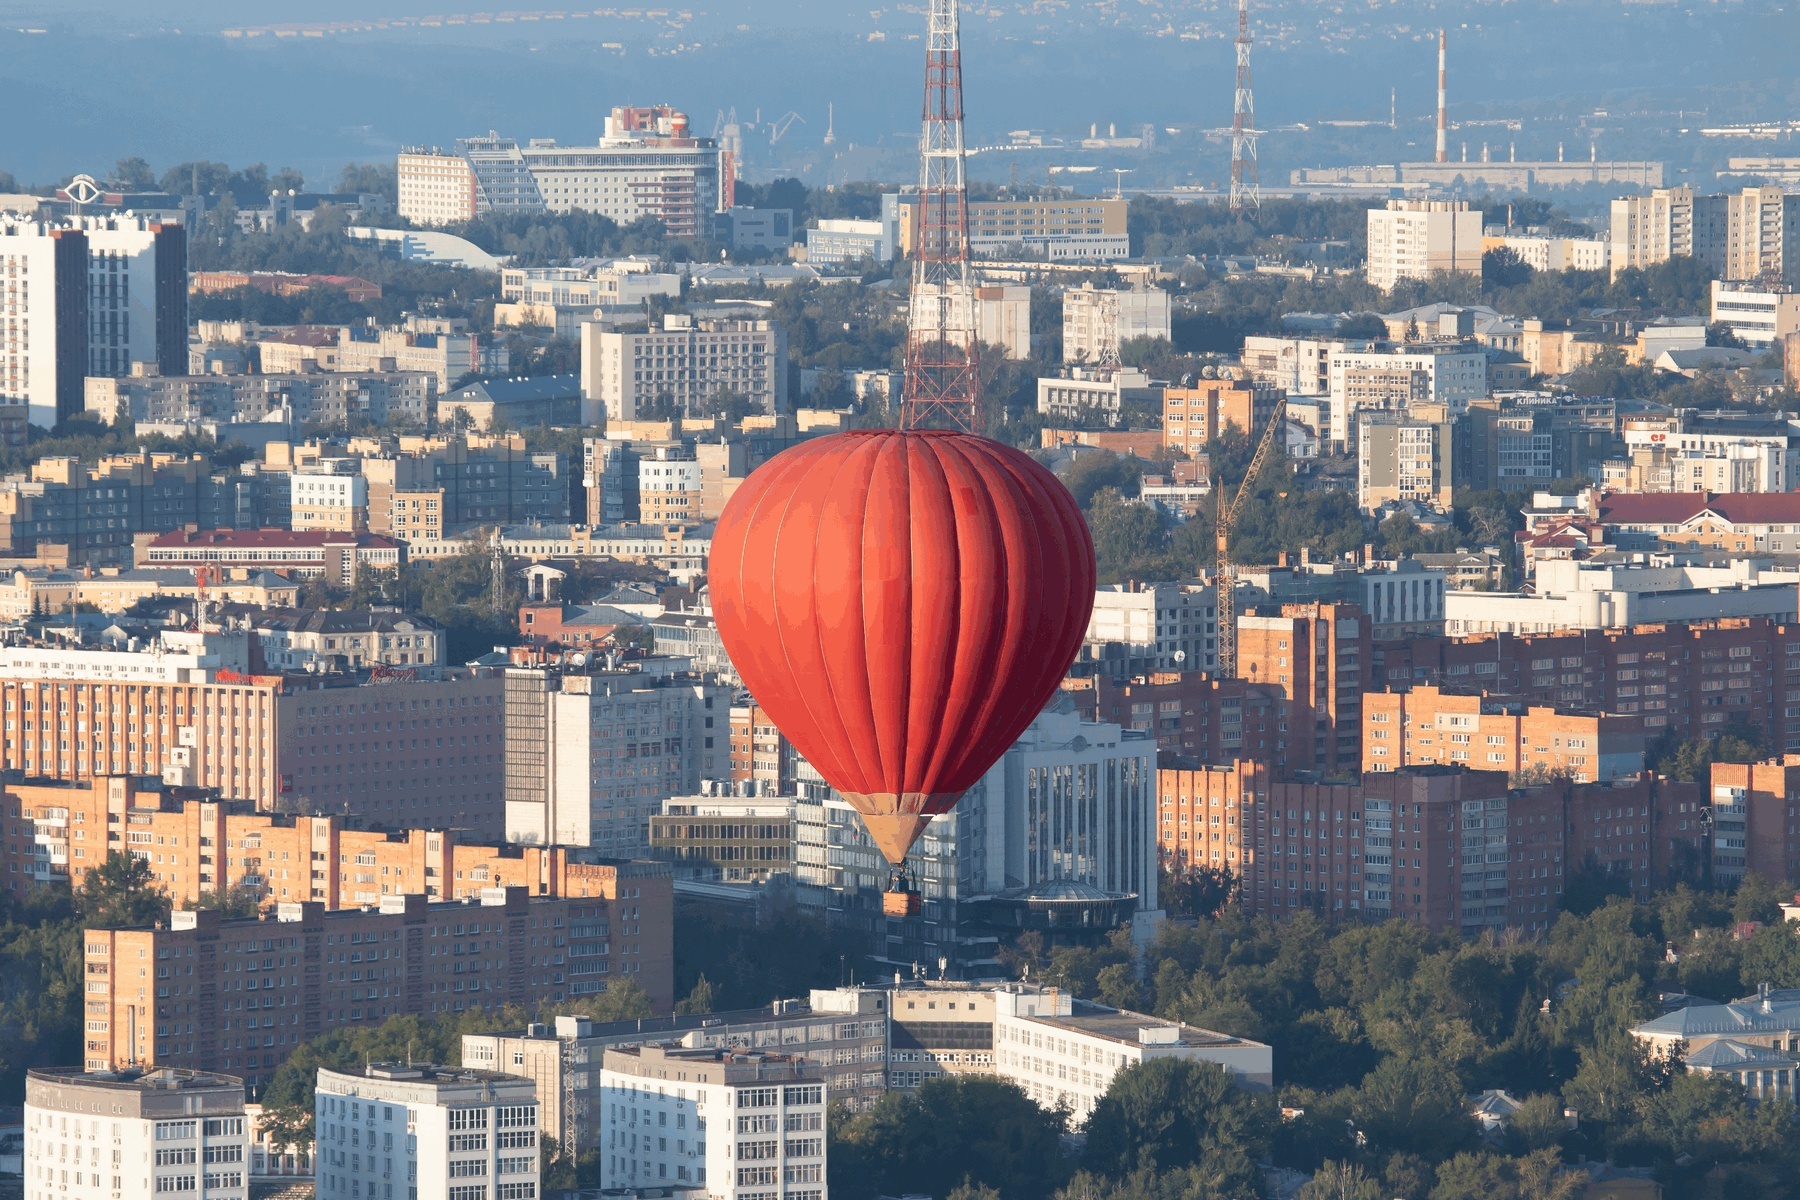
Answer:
[1229, 0, 1260, 213]
[900, 0, 982, 432]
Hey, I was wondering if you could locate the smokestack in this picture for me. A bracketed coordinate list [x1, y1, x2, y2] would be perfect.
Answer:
[1436, 29, 1447, 164]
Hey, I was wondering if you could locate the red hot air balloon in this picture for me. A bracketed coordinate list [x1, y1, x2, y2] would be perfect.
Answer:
[709, 429, 1096, 914]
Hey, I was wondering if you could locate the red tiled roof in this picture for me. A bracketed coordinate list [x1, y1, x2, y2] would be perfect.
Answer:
[1599, 491, 1800, 527]
[147, 528, 400, 550]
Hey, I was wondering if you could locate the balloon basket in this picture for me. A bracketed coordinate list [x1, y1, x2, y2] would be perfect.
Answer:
[883, 889, 922, 918]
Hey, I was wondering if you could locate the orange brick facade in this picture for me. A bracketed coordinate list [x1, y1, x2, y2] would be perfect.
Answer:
[1235, 602, 1372, 775]
[729, 705, 789, 788]
[82, 880, 673, 1087]
[1362, 686, 1647, 783]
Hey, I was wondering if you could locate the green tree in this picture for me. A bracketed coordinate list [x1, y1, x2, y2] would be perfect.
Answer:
[1083, 1058, 1274, 1181]
[1505, 1093, 1571, 1154]
[564, 978, 654, 1023]
[1482, 247, 1534, 289]
[78, 851, 171, 929]
[831, 1076, 1068, 1200]
[674, 974, 716, 1016]
[1427, 1150, 1583, 1200]
[1297, 1159, 1385, 1200]
[1347, 1055, 1479, 1158]
[114, 156, 155, 189]
[193, 887, 263, 919]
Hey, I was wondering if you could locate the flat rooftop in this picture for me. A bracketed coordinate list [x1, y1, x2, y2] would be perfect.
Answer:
[1028, 999, 1263, 1050]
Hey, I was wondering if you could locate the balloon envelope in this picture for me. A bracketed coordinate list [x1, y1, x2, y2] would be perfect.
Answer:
[709, 429, 1096, 865]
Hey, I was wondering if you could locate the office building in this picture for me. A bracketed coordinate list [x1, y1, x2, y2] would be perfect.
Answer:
[1358, 411, 1456, 512]
[1365, 200, 1483, 289]
[464, 989, 887, 1155]
[398, 108, 723, 237]
[140, 529, 402, 585]
[1362, 686, 1646, 782]
[581, 314, 787, 424]
[314, 1064, 539, 1200]
[598, 1044, 828, 1199]
[1083, 582, 1219, 677]
[503, 658, 730, 854]
[1062, 284, 1172, 364]
[25, 1066, 249, 1200]
[1712, 279, 1800, 347]
[1034, 366, 1157, 427]
[991, 986, 1271, 1125]
[723, 207, 795, 253]
[1161, 377, 1283, 456]
[968, 197, 1129, 261]
[1455, 394, 1618, 492]
[1441, 556, 1799, 636]
[1233, 556, 1448, 642]
[804, 219, 892, 265]
[0, 217, 89, 430]
[1616, 411, 1800, 495]
[649, 789, 796, 882]
[84, 885, 669, 1083]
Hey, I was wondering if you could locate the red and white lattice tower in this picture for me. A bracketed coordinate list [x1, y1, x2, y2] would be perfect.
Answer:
[1229, 0, 1260, 213]
[900, 0, 981, 432]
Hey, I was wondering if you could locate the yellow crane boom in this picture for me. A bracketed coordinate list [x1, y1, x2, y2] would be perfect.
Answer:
[1214, 397, 1287, 679]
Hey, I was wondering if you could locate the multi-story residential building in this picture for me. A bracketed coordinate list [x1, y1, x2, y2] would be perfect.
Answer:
[729, 705, 792, 789]
[1455, 394, 1618, 492]
[1483, 233, 1610, 272]
[648, 788, 796, 882]
[991, 985, 1270, 1125]
[83, 885, 671, 1084]
[86, 371, 435, 428]
[83, 215, 188, 386]
[140, 529, 402, 586]
[1358, 411, 1456, 512]
[0, 452, 257, 568]
[1366, 200, 1483, 290]
[290, 461, 369, 531]
[976, 284, 1032, 360]
[1235, 602, 1372, 776]
[503, 657, 730, 854]
[257, 319, 507, 393]
[581, 314, 788, 424]
[250, 609, 445, 674]
[1066, 673, 1286, 771]
[1327, 342, 1489, 447]
[794, 699, 1158, 976]
[1712, 279, 1800, 347]
[500, 264, 682, 309]
[25, 1066, 249, 1200]
[314, 1063, 539, 1200]
[0, 217, 90, 431]
[399, 108, 724, 237]
[464, 989, 888, 1155]
[1034, 366, 1158, 428]
[804, 219, 892, 265]
[1241, 335, 1344, 397]
[0, 564, 297, 618]
[1236, 556, 1448, 642]
[1062, 284, 1172, 364]
[1613, 411, 1800, 494]
[1443, 557, 1798, 637]
[1362, 686, 1646, 781]
[1083, 581, 1219, 677]
[598, 1044, 828, 1200]
[1706, 757, 1800, 886]
[1612, 184, 1800, 283]
[638, 443, 703, 524]
[1161, 377, 1284, 456]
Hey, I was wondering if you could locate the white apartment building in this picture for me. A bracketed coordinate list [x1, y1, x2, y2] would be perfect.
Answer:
[1241, 335, 1342, 397]
[25, 1066, 250, 1200]
[503, 663, 731, 855]
[581, 314, 787, 424]
[598, 1044, 827, 1200]
[1326, 343, 1489, 447]
[314, 1064, 540, 1200]
[257, 322, 507, 393]
[500, 265, 682, 309]
[1711, 279, 1800, 347]
[290, 465, 369, 531]
[991, 986, 1271, 1125]
[1621, 413, 1800, 492]
[1490, 234, 1610, 273]
[1365, 200, 1483, 290]
[1086, 582, 1217, 675]
[398, 109, 723, 238]
[976, 284, 1032, 360]
[1062, 284, 1172, 364]
[84, 215, 187, 384]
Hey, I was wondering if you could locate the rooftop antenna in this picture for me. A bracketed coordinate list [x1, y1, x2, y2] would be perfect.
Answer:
[1229, 0, 1260, 212]
[1436, 30, 1448, 164]
[1390, 87, 1396, 130]
[824, 102, 837, 147]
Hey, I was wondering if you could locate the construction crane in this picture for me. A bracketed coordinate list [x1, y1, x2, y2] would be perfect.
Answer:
[769, 112, 806, 144]
[1213, 394, 1287, 679]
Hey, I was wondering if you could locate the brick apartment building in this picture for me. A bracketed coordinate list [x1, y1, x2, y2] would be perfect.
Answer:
[1236, 602, 1373, 775]
[83, 884, 673, 1086]
[1708, 757, 1800, 885]
[1363, 686, 1648, 782]
[0, 774, 665, 911]
[729, 704, 791, 789]
[1158, 762, 1708, 935]
[1064, 674, 1286, 770]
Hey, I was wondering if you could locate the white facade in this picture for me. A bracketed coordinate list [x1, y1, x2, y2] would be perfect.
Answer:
[1443, 557, 1800, 636]
[1, 219, 82, 428]
[1621, 417, 1799, 492]
[25, 1066, 250, 1200]
[1491, 235, 1610, 273]
[581, 315, 787, 424]
[598, 1045, 827, 1200]
[1711, 279, 1800, 347]
[976, 284, 1033, 361]
[396, 151, 477, 226]
[1241, 335, 1342, 397]
[1086, 582, 1218, 674]
[0, 630, 250, 683]
[1366, 200, 1483, 290]
[1327, 344, 1489, 447]
[290, 470, 368, 527]
[990, 987, 1272, 1125]
[803, 220, 891, 265]
[1035, 367, 1155, 426]
[504, 667, 731, 855]
[501, 265, 682, 309]
[84, 216, 175, 381]
[314, 1064, 540, 1200]
[1062, 284, 1173, 364]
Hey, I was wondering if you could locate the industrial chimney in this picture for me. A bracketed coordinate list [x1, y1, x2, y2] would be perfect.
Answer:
[1436, 30, 1448, 164]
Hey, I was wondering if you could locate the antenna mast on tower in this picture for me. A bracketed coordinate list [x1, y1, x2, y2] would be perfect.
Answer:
[1229, 0, 1260, 213]
[900, 0, 981, 432]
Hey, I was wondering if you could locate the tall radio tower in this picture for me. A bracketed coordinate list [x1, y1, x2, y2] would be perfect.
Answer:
[1436, 29, 1448, 164]
[900, 0, 982, 432]
[1229, 0, 1259, 213]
